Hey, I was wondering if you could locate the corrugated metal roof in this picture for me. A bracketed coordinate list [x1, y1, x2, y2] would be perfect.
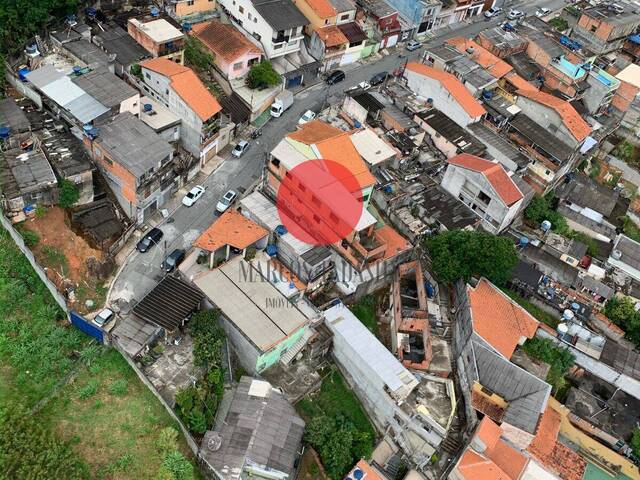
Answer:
[25, 65, 65, 89]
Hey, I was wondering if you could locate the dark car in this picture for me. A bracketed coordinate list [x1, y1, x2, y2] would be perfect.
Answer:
[326, 70, 345, 85]
[136, 227, 163, 253]
[161, 248, 185, 272]
[370, 71, 388, 86]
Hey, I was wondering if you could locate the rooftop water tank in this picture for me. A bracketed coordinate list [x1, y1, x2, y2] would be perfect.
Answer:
[150, 7, 160, 17]
[557, 323, 569, 335]
[571, 302, 580, 312]
[611, 249, 623, 260]
[73, 66, 82, 74]
[275, 225, 287, 235]
[519, 236, 529, 247]
[143, 103, 153, 112]
[0, 126, 10, 139]
[541, 220, 552, 232]
[563, 309, 575, 322]
[182, 22, 192, 32]
[352, 468, 364, 480]
[266, 244, 277, 257]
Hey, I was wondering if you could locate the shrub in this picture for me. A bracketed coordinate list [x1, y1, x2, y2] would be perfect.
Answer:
[189, 309, 225, 368]
[632, 428, 640, 457]
[155, 427, 179, 456]
[19, 228, 39, 247]
[247, 61, 281, 89]
[130, 63, 142, 78]
[184, 36, 213, 72]
[58, 179, 80, 209]
[108, 379, 128, 396]
[157, 451, 194, 480]
[522, 337, 575, 393]
[78, 380, 98, 400]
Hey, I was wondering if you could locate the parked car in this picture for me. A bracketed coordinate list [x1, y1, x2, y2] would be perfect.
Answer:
[484, 6, 502, 18]
[136, 227, 163, 253]
[370, 71, 389, 86]
[216, 190, 237, 213]
[298, 110, 316, 125]
[507, 9, 524, 19]
[406, 40, 421, 51]
[93, 308, 114, 327]
[232, 140, 250, 158]
[535, 7, 551, 17]
[161, 248, 186, 272]
[182, 185, 205, 207]
[326, 70, 345, 85]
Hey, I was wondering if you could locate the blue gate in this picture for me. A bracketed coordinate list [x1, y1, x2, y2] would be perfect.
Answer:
[286, 74, 303, 89]
[70, 310, 104, 344]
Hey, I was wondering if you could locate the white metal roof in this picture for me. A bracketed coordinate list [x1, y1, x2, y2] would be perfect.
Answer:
[616, 63, 640, 89]
[324, 302, 418, 396]
[349, 128, 397, 166]
[193, 257, 309, 352]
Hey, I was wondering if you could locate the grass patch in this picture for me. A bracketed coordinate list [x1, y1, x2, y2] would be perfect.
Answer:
[41, 245, 69, 272]
[502, 288, 560, 328]
[350, 296, 378, 336]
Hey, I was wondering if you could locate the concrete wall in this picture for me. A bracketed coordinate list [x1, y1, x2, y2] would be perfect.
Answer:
[218, 50, 262, 80]
[293, 0, 335, 33]
[515, 97, 580, 148]
[174, 0, 217, 19]
[221, 314, 260, 374]
[256, 325, 307, 371]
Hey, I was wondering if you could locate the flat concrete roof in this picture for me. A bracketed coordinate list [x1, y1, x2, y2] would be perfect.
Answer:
[129, 18, 183, 43]
[193, 257, 309, 352]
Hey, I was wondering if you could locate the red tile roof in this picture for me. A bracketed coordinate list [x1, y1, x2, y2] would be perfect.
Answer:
[458, 450, 513, 480]
[468, 278, 539, 359]
[446, 38, 513, 79]
[448, 154, 524, 206]
[505, 72, 537, 91]
[315, 25, 349, 48]
[194, 210, 267, 252]
[288, 120, 343, 144]
[405, 62, 486, 118]
[516, 89, 591, 142]
[471, 389, 507, 424]
[141, 57, 222, 121]
[305, 0, 337, 18]
[191, 21, 261, 62]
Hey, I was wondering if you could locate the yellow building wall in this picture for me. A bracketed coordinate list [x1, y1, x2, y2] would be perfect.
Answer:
[175, 0, 216, 18]
[293, 0, 336, 34]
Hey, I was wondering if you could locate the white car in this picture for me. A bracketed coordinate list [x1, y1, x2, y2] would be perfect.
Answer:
[232, 140, 250, 158]
[535, 7, 551, 17]
[93, 308, 114, 327]
[507, 9, 524, 20]
[298, 110, 316, 125]
[216, 190, 237, 213]
[182, 185, 205, 207]
[484, 7, 502, 18]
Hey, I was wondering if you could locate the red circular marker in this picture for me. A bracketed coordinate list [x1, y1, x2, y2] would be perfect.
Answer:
[276, 159, 363, 246]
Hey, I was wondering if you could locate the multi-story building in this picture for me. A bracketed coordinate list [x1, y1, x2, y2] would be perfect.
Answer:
[378, 0, 441, 38]
[84, 112, 176, 223]
[356, 0, 402, 49]
[572, 5, 640, 55]
[218, 0, 309, 59]
[140, 58, 227, 164]
[293, 0, 356, 34]
[441, 154, 526, 234]
[612, 63, 640, 134]
[127, 15, 185, 64]
[165, 0, 219, 23]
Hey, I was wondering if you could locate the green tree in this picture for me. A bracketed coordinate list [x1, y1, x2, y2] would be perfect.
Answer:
[524, 194, 569, 234]
[424, 230, 518, 285]
[184, 36, 213, 72]
[58, 179, 80, 209]
[631, 428, 640, 457]
[247, 61, 281, 89]
[189, 309, 225, 368]
[603, 296, 640, 348]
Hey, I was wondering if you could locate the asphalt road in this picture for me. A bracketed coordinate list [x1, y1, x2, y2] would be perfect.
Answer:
[108, 0, 567, 305]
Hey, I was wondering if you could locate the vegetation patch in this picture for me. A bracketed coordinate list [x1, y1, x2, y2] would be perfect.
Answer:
[522, 337, 574, 395]
[247, 61, 281, 89]
[502, 289, 560, 328]
[297, 370, 375, 479]
[350, 295, 378, 336]
[604, 296, 640, 348]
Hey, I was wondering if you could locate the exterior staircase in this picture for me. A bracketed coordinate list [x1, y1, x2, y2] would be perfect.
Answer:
[280, 328, 314, 366]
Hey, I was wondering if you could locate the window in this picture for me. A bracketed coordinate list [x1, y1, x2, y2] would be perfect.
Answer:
[477, 191, 491, 204]
[330, 212, 339, 224]
[590, 25, 597, 32]
[298, 182, 306, 192]
[312, 195, 320, 206]
[325, 19, 329, 24]
[187, 0, 194, 5]
[145, 72, 150, 79]
[239, 5, 244, 13]
[254, 17, 257, 23]
[340, 13, 350, 21]
[362, 193, 369, 202]
[313, 214, 321, 223]
[271, 158, 280, 167]
[233, 61, 243, 70]
[274, 43, 283, 49]
[165, 89, 169, 95]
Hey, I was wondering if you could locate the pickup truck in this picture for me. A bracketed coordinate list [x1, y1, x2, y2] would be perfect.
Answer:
[270, 90, 294, 118]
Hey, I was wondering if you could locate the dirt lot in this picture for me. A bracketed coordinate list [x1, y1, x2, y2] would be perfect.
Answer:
[21, 207, 112, 311]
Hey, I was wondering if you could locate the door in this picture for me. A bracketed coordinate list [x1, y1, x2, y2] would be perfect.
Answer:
[286, 74, 303, 88]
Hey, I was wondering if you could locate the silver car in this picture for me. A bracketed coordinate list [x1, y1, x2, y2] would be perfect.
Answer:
[216, 190, 237, 213]
[232, 140, 249, 158]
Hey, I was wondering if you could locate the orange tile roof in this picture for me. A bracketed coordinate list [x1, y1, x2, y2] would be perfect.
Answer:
[288, 120, 343, 144]
[306, 0, 337, 19]
[141, 57, 222, 121]
[194, 209, 267, 252]
[376, 224, 411, 261]
[505, 72, 537, 91]
[349, 460, 385, 480]
[316, 132, 377, 188]
[315, 25, 348, 48]
[191, 21, 261, 63]
[457, 417, 529, 480]
[405, 62, 486, 118]
[269, 258, 306, 290]
[468, 278, 539, 359]
[471, 389, 507, 423]
[446, 38, 513, 79]
[528, 407, 587, 480]
[516, 89, 591, 142]
[448, 154, 524, 206]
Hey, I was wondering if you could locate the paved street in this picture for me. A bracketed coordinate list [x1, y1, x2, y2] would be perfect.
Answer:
[108, 0, 566, 305]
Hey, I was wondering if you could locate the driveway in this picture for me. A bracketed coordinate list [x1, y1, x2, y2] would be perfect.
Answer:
[108, 0, 566, 306]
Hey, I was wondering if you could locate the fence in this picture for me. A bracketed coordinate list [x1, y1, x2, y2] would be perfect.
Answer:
[107, 222, 138, 257]
[0, 214, 69, 315]
[70, 310, 104, 344]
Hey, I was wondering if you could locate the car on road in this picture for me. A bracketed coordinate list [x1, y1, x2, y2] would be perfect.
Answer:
[405, 40, 421, 51]
[326, 70, 345, 85]
[136, 227, 163, 253]
[161, 248, 186, 273]
[535, 7, 551, 17]
[182, 185, 205, 207]
[232, 140, 250, 158]
[298, 110, 316, 125]
[370, 71, 388, 86]
[216, 190, 237, 213]
[507, 9, 524, 20]
[484, 6, 502, 18]
[93, 308, 114, 327]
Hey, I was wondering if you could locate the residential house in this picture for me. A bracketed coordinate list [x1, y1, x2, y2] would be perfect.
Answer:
[414, 108, 486, 159]
[572, 5, 640, 55]
[84, 112, 176, 223]
[476, 27, 528, 59]
[91, 22, 150, 77]
[51, 36, 116, 74]
[127, 16, 185, 64]
[342, 88, 385, 125]
[382, 0, 441, 38]
[612, 63, 640, 134]
[349, 128, 399, 170]
[0, 98, 31, 134]
[555, 173, 621, 242]
[293, 0, 356, 34]
[166, 0, 219, 23]
[356, 0, 402, 49]
[467, 122, 531, 173]
[138, 96, 182, 143]
[325, 301, 456, 470]
[140, 58, 227, 164]
[607, 234, 640, 284]
[200, 377, 305, 480]
[452, 278, 551, 446]
[441, 154, 526, 234]
[450, 417, 558, 480]
[309, 20, 368, 70]
[218, 0, 309, 59]
[190, 21, 263, 80]
[403, 62, 486, 127]
[71, 67, 140, 117]
[193, 256, 311, 373]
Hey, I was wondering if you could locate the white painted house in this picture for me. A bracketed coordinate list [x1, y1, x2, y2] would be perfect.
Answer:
[441, 153, 524, 234]
[218, 0, 309, 59]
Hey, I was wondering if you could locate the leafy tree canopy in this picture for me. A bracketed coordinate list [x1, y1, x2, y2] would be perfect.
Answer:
[424, 230, 518, 285]
[184, 36, 213, 72]
[58, 179, 80, 209]
[604, 296, 640, 347]
[247, 61, 281, 89]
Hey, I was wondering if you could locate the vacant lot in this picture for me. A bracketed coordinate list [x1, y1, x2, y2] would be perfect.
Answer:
[0, 228, 197, 479]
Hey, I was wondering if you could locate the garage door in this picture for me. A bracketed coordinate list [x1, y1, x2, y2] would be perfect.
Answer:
[340, 52, 357, 66]
[386, 34, 399, 48]
[286, 75, 303, 88]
